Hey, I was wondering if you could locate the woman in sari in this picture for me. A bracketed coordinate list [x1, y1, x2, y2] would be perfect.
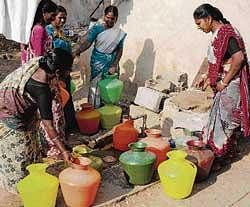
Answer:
[21, 1, 69, 158]
[0, 48, 72, 194]
[73, 5, 127, 108]
[46, 6, 78, 134]
[21, 0, 57, 64]
[193, 4, 250, 167]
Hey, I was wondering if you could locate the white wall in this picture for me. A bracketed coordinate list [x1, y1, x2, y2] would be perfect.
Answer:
[116, 0, 250, 89]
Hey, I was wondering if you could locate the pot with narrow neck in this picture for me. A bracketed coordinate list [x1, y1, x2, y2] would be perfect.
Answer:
[141, 129, 170, 167]
[113, 119, 139, 151]
[75, 103, 100, 135]
[119, 142, 156, 185]
[17, 163, 59, 207]
[184, 140, 214, 182]
[59, 157, 101, 207]
[158, 150, 197, 199]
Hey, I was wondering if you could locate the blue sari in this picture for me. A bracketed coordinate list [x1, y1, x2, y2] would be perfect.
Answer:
[46, 24, 72, 53]
[87, 23, 126, 107]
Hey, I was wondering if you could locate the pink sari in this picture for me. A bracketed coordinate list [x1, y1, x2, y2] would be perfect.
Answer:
[21, 24, 52, 64]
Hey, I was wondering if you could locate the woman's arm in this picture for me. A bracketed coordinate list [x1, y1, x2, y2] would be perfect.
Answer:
[72, 24, 104, 58]
[108, 47, 123, 74]
[41, 120, 71, 163]
[216, 50, 244, 91]
[31, 25, 46, 56]
[72, 34, 92, 58]
[25, 77, 71, 163]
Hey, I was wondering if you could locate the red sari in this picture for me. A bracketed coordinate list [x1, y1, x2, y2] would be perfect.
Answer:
[203, 24, 250, 157]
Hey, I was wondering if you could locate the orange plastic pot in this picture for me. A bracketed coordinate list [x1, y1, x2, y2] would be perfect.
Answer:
[113, 119, 139, 151]
[59, 157, 101, 207]
[75, 103, 100, 135]
[141, 129, 170, 167]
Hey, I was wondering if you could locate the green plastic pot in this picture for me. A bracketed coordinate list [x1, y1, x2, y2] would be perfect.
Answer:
[98, 73, 123, 104]
[119, 142, 156, 185]
[70, 80, 76, 94]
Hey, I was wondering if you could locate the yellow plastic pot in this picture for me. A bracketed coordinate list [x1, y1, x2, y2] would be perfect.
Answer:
[158, 150, 197, 199]
[17, 163, 59, 207]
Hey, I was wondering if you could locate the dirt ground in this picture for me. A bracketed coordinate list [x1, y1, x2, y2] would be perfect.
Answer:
[0, 35, 21, 81]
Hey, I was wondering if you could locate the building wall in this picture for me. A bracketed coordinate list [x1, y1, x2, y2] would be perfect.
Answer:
[54, 0, 111, 27]
[54, 0, 250, 98]
[116, 0, 250, 91]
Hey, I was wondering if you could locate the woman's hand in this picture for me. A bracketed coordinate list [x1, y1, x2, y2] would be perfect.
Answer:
[108, 66, 116, 74]
[62, 151, 73, 165]
[195, 74, 209, 91]
[216, 80, 227, 92]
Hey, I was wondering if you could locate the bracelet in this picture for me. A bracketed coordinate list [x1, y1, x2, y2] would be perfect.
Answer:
[201, 73, 208, 79]
[51, 136, 59, 142]
[220, 80, 228, 86]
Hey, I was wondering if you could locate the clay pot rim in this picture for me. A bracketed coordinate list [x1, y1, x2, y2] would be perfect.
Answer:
[71, 157, 92, 170]
[167, 150, 187, 160]
[80, 103, 94, 110]
[145, 129, 162, 137]
[186, 140, 205, 149]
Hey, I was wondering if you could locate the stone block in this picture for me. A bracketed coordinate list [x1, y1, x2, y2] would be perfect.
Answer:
[147, 71, 188, 94]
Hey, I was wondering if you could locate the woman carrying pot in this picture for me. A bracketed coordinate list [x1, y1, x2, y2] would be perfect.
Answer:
[73, 5, 127, 108]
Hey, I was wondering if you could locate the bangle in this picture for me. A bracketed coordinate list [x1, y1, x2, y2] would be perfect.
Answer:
[51, 136, 59, 142]
[220, 80, 228, 86]
[201, 73, 208, 79]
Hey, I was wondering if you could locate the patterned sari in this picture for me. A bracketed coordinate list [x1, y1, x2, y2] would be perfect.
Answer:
[87, 23, 126, 107]
[21, 23, 66, 158]
[203, 24, 250, 157]
[0, 58, 42, 193]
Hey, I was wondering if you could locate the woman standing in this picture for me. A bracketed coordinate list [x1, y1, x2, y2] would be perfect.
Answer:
[46, 6, 71, 53]
[0, 48, 73, 193]
[73, 5, 127, 108]
[194, 4, 250, 165]
[46, 6, 78, 133]
[21, 0, 57, 64]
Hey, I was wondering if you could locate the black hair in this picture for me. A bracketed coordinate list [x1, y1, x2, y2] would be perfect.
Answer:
[104, 5, 119, 18]
[39, 48, 73, 74]
[33, 0, 57, 27]
[56, 5, 67, 15]
[193, 4, 230, 24]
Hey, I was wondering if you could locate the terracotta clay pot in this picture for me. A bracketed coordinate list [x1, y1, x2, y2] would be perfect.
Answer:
[59, 157, 101, 207]
[145, 129, 162, 138]
[142, 129, 170, 167]
[184, 140, 214, 182]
